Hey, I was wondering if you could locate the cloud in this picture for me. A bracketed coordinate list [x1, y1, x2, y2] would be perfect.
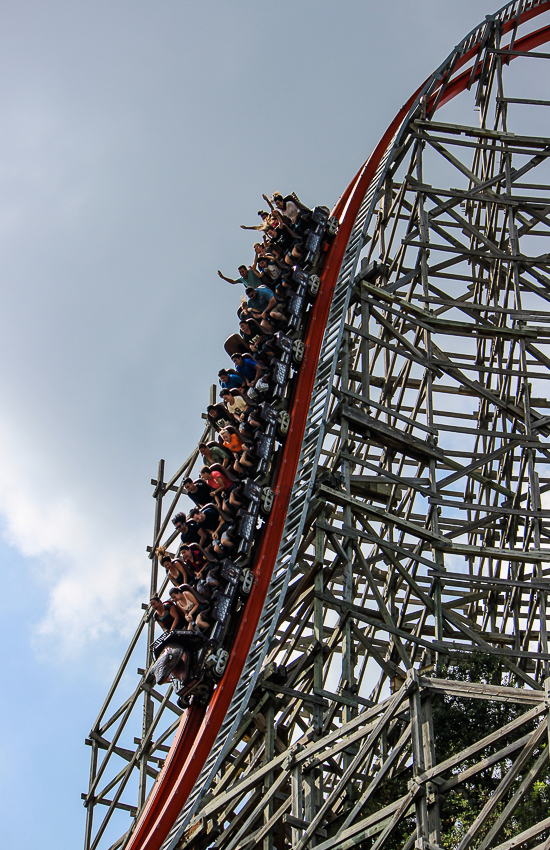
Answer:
[0, 0, 517, 671]
[0, 411, 150, 657]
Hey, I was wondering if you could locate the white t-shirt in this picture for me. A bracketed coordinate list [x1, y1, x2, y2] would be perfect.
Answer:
[265, 263, 280, 281]
[281, 200, 300, 224]
[226, 395, 247, 415]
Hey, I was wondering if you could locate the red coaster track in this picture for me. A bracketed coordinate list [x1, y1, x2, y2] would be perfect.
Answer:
[123, 4, 550, 849]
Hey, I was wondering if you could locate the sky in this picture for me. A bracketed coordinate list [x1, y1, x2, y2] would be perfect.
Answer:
[0, 1, 534, 847]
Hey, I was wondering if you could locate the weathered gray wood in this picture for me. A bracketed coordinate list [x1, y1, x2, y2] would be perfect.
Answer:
[429, 569, 550, 593]
[439, 731, 535, 793]
[86, 25, 550, 850]
[477, 745, 549, 850]
[419, 676, 545, 704]
[489, 815, 550, 850]
[294, 683, 413, 850]
[456, 721, 548, 850]
[414, 704, 546, 787]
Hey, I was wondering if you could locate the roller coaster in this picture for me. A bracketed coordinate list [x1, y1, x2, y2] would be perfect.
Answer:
[85, 3, 550, 849]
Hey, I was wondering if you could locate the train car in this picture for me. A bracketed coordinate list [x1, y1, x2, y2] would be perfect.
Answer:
[146, 205, 338, 708]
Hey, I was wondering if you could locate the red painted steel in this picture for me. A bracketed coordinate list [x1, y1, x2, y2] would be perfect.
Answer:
[124, 7, 550, 850]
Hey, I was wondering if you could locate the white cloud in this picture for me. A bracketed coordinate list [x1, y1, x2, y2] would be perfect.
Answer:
[0, 412, 150, 657]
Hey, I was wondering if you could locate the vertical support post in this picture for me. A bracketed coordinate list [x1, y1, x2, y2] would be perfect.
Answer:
[417, 143, 444, 664]
[340, 331, 356, 800]
[291, 763, 304, 847]
[263, 702, 275, 850]
[139, 459, 165, 811]
[311, 517, 326, 843]
[545, 678, 550, 751]
[410, 674, 427, 845]
[314, 521, 325, 736]
[410, 677, 441, 847]
[209, 383, 217, 440]
[421, 692, 441, 846]
[361, 293, 370, 412]
[84, 740, 98, 850]
[304, 765, 321, 850]
[433, 577, 443, 661]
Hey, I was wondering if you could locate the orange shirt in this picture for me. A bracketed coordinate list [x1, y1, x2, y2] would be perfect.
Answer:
[223, 432, 244, 453]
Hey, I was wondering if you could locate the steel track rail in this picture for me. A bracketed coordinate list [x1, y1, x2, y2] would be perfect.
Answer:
[117, 4, 550, 850]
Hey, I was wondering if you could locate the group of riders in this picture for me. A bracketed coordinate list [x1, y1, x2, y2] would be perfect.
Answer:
[150, 192, 317, 636]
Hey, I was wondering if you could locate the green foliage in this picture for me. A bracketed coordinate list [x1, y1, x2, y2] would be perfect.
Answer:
[433, 653, 528, 769]
[432, 652, 550, 849]
[329, 655, 549, 850]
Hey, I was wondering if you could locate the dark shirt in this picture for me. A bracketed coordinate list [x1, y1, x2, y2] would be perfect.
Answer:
[208, 404, 232, 432]
[179, 519, 201, 546]
[155, 602, 177, 630]
[169, 563, 188, 585]
[267, 226, 292, 252]
[186, 479, 214, 507]
[183, 544, 208, 577]
[197, 505, 220, 533]
[240, 319, 265, 350]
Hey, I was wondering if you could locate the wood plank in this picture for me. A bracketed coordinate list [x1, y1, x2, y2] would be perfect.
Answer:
[418, 676, 545, 704]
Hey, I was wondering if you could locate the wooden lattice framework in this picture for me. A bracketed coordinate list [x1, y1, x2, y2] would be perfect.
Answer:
[84, 6, 550, 850]
[174, 13, 550, 850]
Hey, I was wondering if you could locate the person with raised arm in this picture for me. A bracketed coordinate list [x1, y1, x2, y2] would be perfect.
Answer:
[255, 254, 281, 286]
[217, 265, 262, 290]
[239, 210, 272, 232]
[270, 210, 305, 265]
[264, 192, 311, 229]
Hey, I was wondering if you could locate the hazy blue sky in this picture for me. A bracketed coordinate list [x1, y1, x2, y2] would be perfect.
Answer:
[0, 1, 535, 847]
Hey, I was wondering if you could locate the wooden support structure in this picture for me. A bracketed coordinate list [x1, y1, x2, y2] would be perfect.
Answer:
[169, 13, 550, 850]
[84, 5, 550, 850]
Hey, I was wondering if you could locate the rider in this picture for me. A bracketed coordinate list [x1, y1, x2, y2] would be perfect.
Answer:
[150, 595, 183, 632]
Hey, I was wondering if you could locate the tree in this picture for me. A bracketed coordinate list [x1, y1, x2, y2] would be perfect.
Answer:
[432, 653, 550, 849]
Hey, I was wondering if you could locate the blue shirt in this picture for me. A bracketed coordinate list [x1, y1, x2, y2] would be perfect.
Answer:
[234, 356, 257, 381]
[220, 373, 243, 390]
[237, 269, 262, 290]
[247, 285, 274, 313]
